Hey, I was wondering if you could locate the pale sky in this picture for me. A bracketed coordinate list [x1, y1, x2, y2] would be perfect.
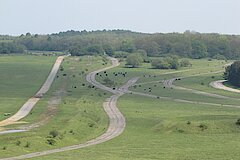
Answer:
[0, 0, 239, 35]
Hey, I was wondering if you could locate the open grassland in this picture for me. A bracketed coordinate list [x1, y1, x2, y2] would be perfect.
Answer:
[30, 58, 240, 160]
[95, 59, 228, 87]
[0, 56, 111, 158]
[1, 57, 240, 160]
[0, 55, 56, 121]
[130, 82, 240, 106]
[175, 74, 240, 99]
[31, 95, 240, 160]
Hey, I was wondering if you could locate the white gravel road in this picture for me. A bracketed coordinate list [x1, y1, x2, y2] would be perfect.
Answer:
[210, 80, 240, 93]
[0, 56, 66, 127]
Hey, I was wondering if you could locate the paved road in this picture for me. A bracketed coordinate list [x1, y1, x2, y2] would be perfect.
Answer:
[0, 57, 138, 160]
[0, 56, 66, 127]
[210, 80, 240, 93]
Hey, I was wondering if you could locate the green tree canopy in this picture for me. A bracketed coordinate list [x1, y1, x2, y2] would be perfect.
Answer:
[191, 40, 208, 59]
[224, 61, 240, 87]
[120, 40, 135, 53]
[180, 59, 192, 67]
[1, 30, 240, 59]
[125, 53, 143, 68]
[151, 56, 179, 69]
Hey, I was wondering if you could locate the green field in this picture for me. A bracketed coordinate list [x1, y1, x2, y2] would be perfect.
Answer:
[95, 59, 228, 87]
[0, 55, 110, 158]
[32, 96, 240, 160]
[0, 55, 56, 121]
[1, 56, 240, 160]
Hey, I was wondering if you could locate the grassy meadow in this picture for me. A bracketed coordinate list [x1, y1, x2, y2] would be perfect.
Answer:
[0, 55, 56, 121]
[32, 58, 240, 160]
[0, 55, 110, 158]
[31, 95, 240, 160]
[1, 56, 240, 160]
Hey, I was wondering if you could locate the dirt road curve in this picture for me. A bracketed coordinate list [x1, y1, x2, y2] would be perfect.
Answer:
[210, 80, 240, 93]
[163, 78, 235, 99]
[86, 56, 120, 95]
[0, 57, 138, 160]
[0, 56, 66, 127]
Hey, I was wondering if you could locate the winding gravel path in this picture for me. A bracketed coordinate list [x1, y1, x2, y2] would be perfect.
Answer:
[163, 78, 235, 99]
[161, 69, 240, 100]
[0, 57, 139, 160]
[0, 56, 67, 127]
[210, 80, 240, 93]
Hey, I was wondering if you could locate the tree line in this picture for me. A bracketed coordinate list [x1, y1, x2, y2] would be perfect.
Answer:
[125, 52, 191, 69]
[0, 30, 240, 59]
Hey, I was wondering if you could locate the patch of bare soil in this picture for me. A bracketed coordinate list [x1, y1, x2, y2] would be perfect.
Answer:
[18, 89, 66, 131]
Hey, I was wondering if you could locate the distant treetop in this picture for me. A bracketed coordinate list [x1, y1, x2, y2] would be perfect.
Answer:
[0, 30, 240, 59]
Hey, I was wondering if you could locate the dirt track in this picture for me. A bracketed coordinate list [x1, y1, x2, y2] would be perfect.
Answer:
[210, 80, 240, 93]
[163, 78, 235, 99]
[0, 57, 138, 160]
[0, 56, 66, 127]
[161, 69, 240, 100]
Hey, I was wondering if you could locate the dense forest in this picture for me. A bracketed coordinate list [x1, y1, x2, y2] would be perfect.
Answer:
[0, 30, 240, 59]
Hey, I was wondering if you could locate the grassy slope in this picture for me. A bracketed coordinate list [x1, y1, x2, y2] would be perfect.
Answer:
[95, 59, 228, 87]
[32, 95, 240, 160]
[0, 56, 110, 158]
[30, 58, 240, 160]
[175, 74, 240, 98]
[0, 55, 56, 121]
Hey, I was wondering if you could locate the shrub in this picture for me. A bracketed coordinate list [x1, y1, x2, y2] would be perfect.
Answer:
[152, 56, 179, 69]
[236, 119, 240, 125]
[199, 124, 207, 131]
[49, 130, 59, 138]
[47, 138, 56, 145]
[177, 129, 184, 133]
[16, 140, 21, 146]
[60, 67, 64, 71]
[125, 53, 143, 68]
[88, 123, 94, 128]
[213, 54, 226, 60]
[208, 58, 212, 61]
[25, 142, 30, 148]
[224, 61, 240, 87]
[69, 130, 74, 134]
[180, 59, 192, 67]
